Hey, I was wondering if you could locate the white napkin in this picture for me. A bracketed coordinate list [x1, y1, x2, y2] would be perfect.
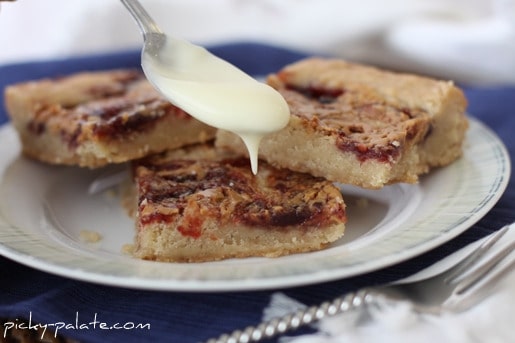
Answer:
[1, 0, 514, 85]
[264, 224, 515, 343]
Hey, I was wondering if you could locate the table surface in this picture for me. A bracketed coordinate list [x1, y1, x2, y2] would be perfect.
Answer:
[0, 43, 514, 343]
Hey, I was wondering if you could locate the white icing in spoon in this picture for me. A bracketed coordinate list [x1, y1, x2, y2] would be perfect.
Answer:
[122, 0, 290, 174]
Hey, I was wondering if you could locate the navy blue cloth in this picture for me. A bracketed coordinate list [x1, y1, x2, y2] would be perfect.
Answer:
[0, 43, 513, 343]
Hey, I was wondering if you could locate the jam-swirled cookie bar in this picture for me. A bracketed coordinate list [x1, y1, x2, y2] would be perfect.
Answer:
[4, 70, 216, 168]
[129, 143, 346, 262]
[216, 58, 469, 189]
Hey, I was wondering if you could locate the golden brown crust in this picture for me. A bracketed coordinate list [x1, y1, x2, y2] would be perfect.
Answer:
[131, 143, 346, 262]
[4, 70, 216, 168]
[217, 58, 469, 189]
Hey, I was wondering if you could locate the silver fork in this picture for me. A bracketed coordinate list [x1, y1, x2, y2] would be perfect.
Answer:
[207, 225, 515, 343]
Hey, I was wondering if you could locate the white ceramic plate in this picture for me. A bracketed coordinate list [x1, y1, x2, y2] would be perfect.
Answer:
[0, 118, 510, 291]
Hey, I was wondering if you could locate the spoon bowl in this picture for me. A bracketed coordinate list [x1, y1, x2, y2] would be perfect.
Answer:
[120, 0, 290, 174]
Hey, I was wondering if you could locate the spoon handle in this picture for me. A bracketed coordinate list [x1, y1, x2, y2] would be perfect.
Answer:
[121, 0, 163, 38]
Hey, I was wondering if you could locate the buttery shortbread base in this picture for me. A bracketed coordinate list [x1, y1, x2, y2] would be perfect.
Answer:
[216, 58, 468, 189]
[130, 144, 347, 262]
[136, 222, 345, 262]
[5, 70, 216, 168]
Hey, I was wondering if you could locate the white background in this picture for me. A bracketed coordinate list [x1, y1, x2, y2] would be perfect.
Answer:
[0, 0, 514, 83]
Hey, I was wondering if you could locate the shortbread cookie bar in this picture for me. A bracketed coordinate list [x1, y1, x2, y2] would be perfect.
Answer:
[130, 143, 346, 262]
[216, 58, 468, 189]
[4, 70, 216, 168]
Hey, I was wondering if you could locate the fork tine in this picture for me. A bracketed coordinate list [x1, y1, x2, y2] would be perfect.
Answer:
[444, 225, 510, 284]
[453, 240, 515, 295]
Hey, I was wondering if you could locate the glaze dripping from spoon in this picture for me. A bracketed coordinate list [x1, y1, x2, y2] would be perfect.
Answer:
[121, 0, 290, 174]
